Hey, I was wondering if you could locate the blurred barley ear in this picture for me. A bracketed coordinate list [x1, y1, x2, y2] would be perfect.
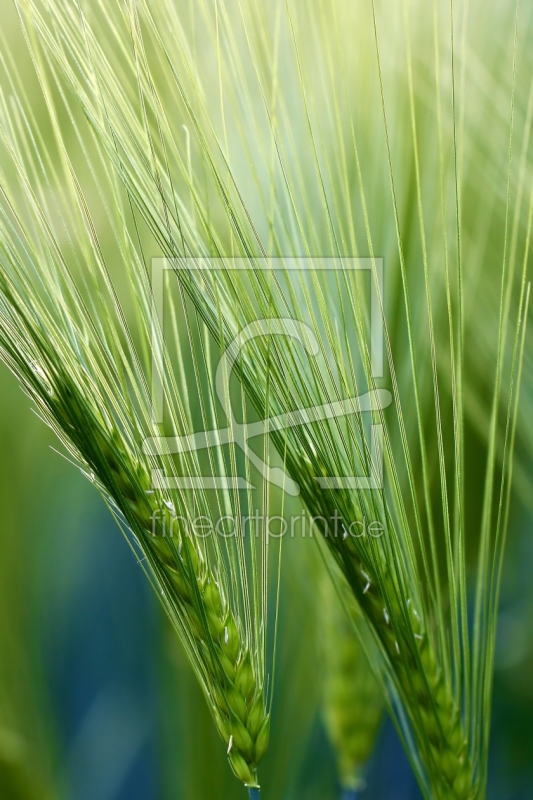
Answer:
[321, 572, 383, 797]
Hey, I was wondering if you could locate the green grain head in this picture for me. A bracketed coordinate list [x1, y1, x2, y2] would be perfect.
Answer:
[321, 575, 383, 792]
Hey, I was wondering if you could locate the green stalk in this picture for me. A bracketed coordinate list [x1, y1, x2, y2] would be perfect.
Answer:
[247, 787, 260, 800]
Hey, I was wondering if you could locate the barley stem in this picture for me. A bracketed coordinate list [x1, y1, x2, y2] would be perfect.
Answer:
[247, 787, 260, 800]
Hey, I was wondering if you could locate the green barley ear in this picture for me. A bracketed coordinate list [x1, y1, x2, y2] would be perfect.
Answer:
[0, 301, 273, 793]
[0, 62, 279, 791]
[321, 573, 383, 797]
